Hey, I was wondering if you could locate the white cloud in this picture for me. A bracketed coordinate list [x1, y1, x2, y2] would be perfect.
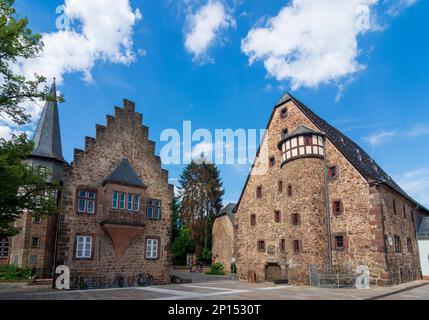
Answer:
[394, 167, 429, 207]
[184, 1, 235, 62]
[386, 0, 417, 16]
[1, 0, 141, 141]
[16, 0, 142, 84]
[363, 130, 396, 146]
[190, 142, 213, 160]
[241, 0, 379, 90]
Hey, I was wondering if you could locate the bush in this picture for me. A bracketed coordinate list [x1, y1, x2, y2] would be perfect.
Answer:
[0, 265, 32, 281]
[172, 228, 195, 266]
[197, 248, 212, 265]
[205, 262, 225, 275]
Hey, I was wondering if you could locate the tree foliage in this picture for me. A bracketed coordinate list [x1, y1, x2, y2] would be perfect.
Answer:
[178, 159, 224, 254]
[171, 227, 195, 266]
[0, 0, 60, 125]
[0, 134, 60, 237]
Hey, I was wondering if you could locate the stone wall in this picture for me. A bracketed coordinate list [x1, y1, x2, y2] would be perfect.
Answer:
[56, 99, 174, 285]
[212, 215, 234, 273]
[235, 99, 422, 285]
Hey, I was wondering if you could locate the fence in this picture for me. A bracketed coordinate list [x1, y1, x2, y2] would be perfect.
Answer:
[69, 273, 153, 290]
[309, 265, 357, 288]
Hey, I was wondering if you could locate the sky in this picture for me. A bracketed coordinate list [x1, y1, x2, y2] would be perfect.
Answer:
[1, 0, 428, 207]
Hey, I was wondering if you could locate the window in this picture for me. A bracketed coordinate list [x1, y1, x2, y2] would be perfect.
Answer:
[393, 199, 397, 215]
[280, 239, 286, 252]
[77, 190, 96, 214]
[280, 108, 288, 118]
[119, 192, 125, 209]
[292, 213, 300, 226]
[304, 135, 312, 145]
[112, 192, 118, 209]
[333, 200, 343, 215]
[334, 236, 344, 250]
[133, 195, 140, 212]
[147, 199, 161, 220]
[278, 181, 283, 193]
[287, 185, 292, 197]
[257, 240, 265, 252]
[293, 240, 301, 254]
[31, 237, 39, 248]
[281, 128, 288, 139]
[29, 255, 37, 264]
[146, 239, 159, 259]
[403, 204, 406, 219]
[256, 186, 262, 198]
[329, 166, 338, 179]
[274, 211, 281, 223]
[394, 235, 401, 253]
[0, 238, 9, 258]
[407, 238, 413, 253]
[33, 215, 41, 224]
[75, 236, 92, 259]
[127, 193, 133, 211]
[250, 214, 256, 226]
[269, 157, 276, 167]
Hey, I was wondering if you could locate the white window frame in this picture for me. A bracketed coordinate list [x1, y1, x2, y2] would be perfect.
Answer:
[133, 195, 140, 212]
[119, 192, 125, 209]
[75, 236, 93, 259]
[146, 239, 158, 259]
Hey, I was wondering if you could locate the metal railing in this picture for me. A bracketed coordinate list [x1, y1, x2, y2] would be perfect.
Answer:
[69, 273, 153, 290]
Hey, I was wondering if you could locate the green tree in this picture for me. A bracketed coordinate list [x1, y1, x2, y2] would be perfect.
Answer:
[171, 196, 182, 243]
[0, 0, 58, 125]
[178, 157, 224, 255]
[171, 228, 195, 266]
[0, 134, 60, 237]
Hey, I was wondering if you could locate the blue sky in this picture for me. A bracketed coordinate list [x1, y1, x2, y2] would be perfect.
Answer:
[3, 0, 429, 206]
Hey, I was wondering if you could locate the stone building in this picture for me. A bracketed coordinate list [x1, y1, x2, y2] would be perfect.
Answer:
[6, 83, 174, 286]
[7, 83, 64, 277]
[212, 203, 236, 272]
[233, 93, 429, 285]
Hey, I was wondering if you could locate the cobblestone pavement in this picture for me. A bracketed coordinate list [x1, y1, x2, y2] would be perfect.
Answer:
[0, 277, 428, 300]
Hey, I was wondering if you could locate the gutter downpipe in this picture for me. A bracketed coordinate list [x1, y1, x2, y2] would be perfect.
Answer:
[322, 136, 333, 269]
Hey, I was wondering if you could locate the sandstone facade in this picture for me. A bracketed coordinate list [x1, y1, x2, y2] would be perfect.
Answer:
[56, 99, 174, 286]
[234, 94, 427, 285]
[212, 214, 234, 272]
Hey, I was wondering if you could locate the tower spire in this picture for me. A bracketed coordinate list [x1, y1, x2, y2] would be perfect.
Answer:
[30, 80, 65, 163]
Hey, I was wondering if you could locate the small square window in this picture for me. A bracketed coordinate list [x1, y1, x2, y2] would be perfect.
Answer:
[281, 128, 288, 139]
[287, 185, 292, 197]
[278, 181, 283, 193]
[31, 237, 39, 248]
[269, 157, 276, 167]
[292, 213, 300, 226]
[274, 211, 281, 223]
[394, 235, 401, 253]
[293, 240, 301, 254]
[335, 236, 344, 250]
[329, 166, 338, 179]
[333, 201, 343, 215]
[280, 108, 288, 118]
[250, 214, 256, 226]
[280, 239, 286, 252]
[256, 186, 262, 198]
[407, 238, 413, 253]
[258, 240, 265, 252]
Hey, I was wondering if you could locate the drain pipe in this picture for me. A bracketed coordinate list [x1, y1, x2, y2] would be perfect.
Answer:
[322, 136, 333, 269]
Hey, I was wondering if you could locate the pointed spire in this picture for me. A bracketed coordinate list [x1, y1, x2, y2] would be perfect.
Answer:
[31, 80, 65, 163]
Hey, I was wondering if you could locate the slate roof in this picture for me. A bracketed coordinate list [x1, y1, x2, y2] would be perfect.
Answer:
[31, 81, 65, 163]
[418, 217, 429, 239]
[233, 93, 429, 214]
[103, 158, 146, 188]
[215, 203, 237, 223]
